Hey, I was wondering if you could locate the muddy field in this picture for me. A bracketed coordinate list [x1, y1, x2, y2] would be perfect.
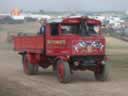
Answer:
[0, 23, 128, 96]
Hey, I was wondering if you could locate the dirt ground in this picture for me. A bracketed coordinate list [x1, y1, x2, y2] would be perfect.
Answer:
[0, 22, 128, 96]
[0, 38, 128, 96]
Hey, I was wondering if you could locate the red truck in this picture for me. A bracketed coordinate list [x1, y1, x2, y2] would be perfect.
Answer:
[14, 17, 110, 83]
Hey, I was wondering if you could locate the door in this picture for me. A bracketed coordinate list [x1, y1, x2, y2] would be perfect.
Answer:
[46, 23, 70, 56]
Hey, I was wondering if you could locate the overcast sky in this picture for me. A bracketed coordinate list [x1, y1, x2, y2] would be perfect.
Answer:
[0, 0, 128, 12]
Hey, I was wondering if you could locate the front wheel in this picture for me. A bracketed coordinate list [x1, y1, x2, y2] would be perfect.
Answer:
[56, 60, 71, 83]
[22, 55, 38, 75]
[95, 62, 110, 81]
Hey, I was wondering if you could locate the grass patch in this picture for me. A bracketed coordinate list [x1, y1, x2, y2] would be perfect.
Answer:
[106, 36, 128, 80]
[0, 43, 13, 50]
[0, 28, 5, 32]
[110, 55, 128, 67]
[106, 37, 128, 66]
[0, 23, 40, 33]
[106, 37, 128, 49]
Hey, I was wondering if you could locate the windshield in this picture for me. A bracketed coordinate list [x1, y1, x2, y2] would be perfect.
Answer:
[61, 24, 80, 35]
[61, 24, 100, 36]
[87, 25, 100, 35]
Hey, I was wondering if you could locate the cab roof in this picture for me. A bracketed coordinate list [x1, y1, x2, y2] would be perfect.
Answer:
[47, 16, 101, 25]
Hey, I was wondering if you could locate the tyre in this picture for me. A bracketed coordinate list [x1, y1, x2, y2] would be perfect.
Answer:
[56, 60, 71, 83]
[95, 62, 110, 81]
[22, 55, 38, 75]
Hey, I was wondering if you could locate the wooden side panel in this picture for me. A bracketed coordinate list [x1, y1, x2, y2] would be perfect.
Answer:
[14, 36, 44, 53]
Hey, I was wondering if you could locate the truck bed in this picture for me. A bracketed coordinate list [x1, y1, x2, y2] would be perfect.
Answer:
[14, 36, 44, 53]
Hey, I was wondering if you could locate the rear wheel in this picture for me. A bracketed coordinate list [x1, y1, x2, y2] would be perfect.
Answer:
[56, 60, 71, 83]
[22, 55, 38, 75]
[95, 62, 110, 81]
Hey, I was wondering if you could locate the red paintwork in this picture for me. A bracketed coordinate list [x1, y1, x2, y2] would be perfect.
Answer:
[57, 62, 64, 80]
[14, 36, 44, 53]
[39, 55, 50, 68]
[26, 53, 39, 64]
[62, 17, 101, 25]
[14, 17, 106, 71]
[46, 35, 105, 56]
[55, 56, 69, 61]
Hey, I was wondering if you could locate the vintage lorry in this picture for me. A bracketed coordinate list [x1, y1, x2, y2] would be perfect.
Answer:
[14, 16, 110, 83]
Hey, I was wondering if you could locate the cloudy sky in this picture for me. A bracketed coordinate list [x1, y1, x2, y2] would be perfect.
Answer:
[0, 0, 128, 12]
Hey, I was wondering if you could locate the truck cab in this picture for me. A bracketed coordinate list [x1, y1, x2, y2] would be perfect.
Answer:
[46, 17, 105, 56]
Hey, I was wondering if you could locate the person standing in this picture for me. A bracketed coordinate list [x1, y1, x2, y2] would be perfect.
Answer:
[38, 19, 47, 35]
